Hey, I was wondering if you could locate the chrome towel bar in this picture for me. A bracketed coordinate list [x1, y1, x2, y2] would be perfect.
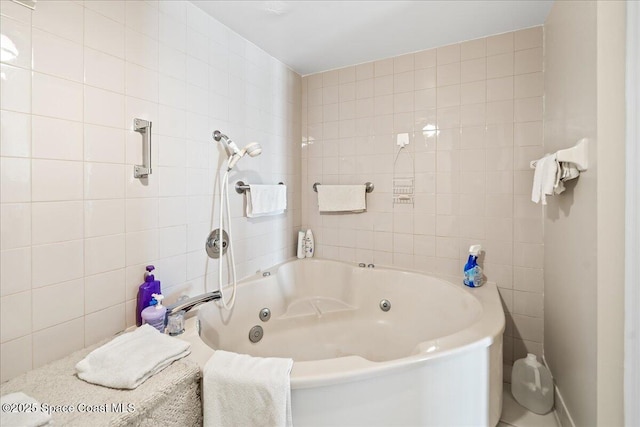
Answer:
[235, 181, 285, 194]
[313, 182, 374, 193]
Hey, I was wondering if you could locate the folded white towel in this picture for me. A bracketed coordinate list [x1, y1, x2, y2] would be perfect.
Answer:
[75, 324, 191, 389]
[247, 184, 287, 217]
[0, 392, 51, 427]
[203, 350, 294, 427]
[317, 184, 366, 212]
[531, 154, 558, 205]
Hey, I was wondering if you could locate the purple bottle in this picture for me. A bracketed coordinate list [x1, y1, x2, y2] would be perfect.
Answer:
[136, 265, 161, 326]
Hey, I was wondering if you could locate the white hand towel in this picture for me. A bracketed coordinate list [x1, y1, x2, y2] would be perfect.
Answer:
[247, 184, 287, 217]
[203, 350, 293, 427]
[0, 392, 52, 427]
[531, 154, 558, 205]
[75, 324, 191, 389]
[317, 184, 366, 212]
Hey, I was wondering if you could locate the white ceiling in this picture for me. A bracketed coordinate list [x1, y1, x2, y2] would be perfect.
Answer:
[193, 1, 553, 76]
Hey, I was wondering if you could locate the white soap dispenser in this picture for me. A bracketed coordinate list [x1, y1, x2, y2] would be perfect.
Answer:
[304, 229, 314, 258]
[141, 293, 167, 332]
[297, 230, 305, 259]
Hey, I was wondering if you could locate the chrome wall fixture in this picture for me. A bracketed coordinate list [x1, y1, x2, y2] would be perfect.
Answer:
[133, 118, 152, 178]
[205, 229, 229, 259]
[235, 181, 285, 194]
[313, 182, 374, 193]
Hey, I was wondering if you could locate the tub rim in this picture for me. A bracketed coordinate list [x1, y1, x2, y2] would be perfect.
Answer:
[185, 257, 505, 389]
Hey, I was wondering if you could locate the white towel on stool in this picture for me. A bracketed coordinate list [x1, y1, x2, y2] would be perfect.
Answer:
[75, 324, 191, 389]
[203, 350, 294, 427]
[247, 185, 287, 217]
[531, 154, 558, 205]
[0, 392, 52, 427]
[317, 184, 366, 212]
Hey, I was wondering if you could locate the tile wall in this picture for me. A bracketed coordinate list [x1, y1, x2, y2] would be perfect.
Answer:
[300, 28, 545, 376]
[0, 0, 301, 381]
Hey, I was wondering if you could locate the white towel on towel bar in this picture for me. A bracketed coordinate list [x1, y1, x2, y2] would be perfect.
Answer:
[317, 184, 367, 212]
[203, 350, 293, 427]
[531, 154, 558, 205]
[246, 184, 287, 217]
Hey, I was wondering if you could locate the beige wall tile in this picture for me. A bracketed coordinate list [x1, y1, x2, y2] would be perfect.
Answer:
[32, 279, 84, 331]
[436, 43, 460, 65]
[461, 58, 487, 83]
[512, 314, 543, 342]
[486, 32, 514, 55]
[356, 62, 374, 80]
[437, 62, 461, 86]
[487, 52, 514, 78]
[515, 72, 543, 98]
[515, 97, 543, 122]
[32, 318, 84, 368]
[0, 291, 31, 343]
[85, 305, 126, 346]
[514, 290, 543, 317]
[515, 47, 543, 74]
[514, 121, 543, 146]
[514, 26, 543, 51]
[414, 49, 436, 69]
[0, 158, 31, 203]
[461, 81, 486, 105]
[374, 58, 394, 77]
[322, 69, 340, 86]
[461, 38, 486, 60]
[339, 66, 356, 83]
[0, 336, 32, 382]
[487, 76, 514, 101]
[414, 67, 436, 90]
[0, 248, 31, 297]
[0, 203, 31, 250]
[393, 54, 414, 74]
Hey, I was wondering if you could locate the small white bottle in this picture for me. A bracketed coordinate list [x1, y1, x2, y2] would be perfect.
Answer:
[297, 230, 305, 259]
[304, 229, 314, 258]
[511, 353, 554, 414]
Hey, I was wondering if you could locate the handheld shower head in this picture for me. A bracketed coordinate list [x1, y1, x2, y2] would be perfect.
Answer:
[213, 130, 241, 156]
[243, 142, 262, 158]
[213, 130, 262, 170]
[227, 142, 262, 170]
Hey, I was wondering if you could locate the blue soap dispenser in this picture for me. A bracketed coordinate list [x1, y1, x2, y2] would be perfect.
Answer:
[463, 244, 484, 288]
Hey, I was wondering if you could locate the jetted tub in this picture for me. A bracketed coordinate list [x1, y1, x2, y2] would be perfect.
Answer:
[186, 258, 505, 426]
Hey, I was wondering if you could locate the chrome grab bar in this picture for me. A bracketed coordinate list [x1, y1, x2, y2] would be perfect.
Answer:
[133, 118, 152, 178]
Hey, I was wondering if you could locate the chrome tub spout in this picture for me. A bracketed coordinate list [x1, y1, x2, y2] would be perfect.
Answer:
[164, 291, 221, 335]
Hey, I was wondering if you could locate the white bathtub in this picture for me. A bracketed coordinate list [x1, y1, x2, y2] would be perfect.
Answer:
[184, 258, 505, 426]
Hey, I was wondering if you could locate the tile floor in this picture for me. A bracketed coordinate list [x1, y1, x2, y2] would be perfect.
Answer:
[499, 384, 559, 427]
